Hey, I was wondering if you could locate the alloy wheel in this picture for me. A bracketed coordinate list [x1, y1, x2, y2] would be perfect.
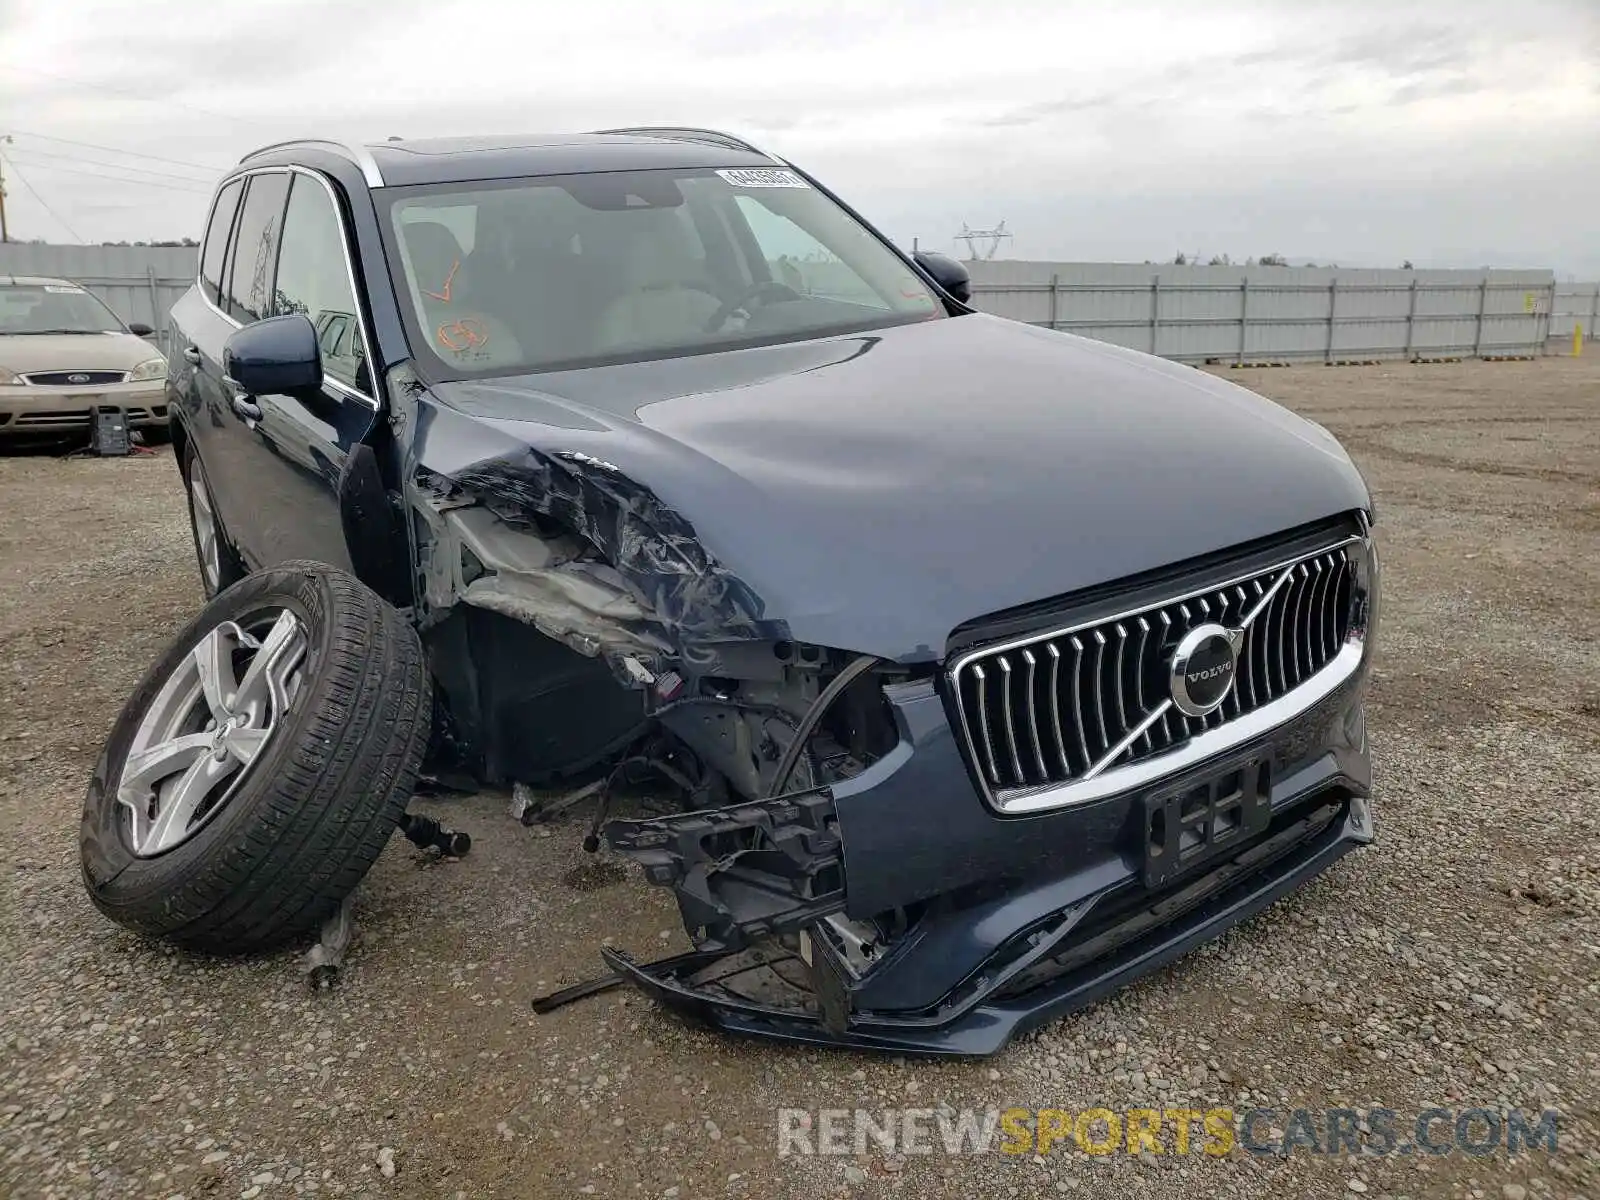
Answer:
[115, 610, 307, 857]
[188, 456, 221, 595]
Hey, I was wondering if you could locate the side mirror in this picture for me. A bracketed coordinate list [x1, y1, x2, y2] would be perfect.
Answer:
[223, 313, 322, 396]
[913, 250, 972, 305]
[127, 321, 154, 337]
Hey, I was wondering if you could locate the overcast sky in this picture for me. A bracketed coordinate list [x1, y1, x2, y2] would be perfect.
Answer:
[2, 0, 1597, 274]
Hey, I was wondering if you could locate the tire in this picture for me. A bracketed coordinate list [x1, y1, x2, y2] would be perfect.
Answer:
[183, 443, 245, 599]
[81, 562, 432, 954]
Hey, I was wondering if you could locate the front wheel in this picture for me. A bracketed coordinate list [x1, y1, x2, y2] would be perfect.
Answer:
[80, 563, 432, 953]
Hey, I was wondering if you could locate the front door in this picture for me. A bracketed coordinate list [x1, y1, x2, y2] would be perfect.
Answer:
[206, 169, 292, 563]
[238, 170, 380, 572]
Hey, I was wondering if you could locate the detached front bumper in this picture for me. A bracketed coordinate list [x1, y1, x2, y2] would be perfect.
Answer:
[607, 791, 1370, 1055]
[605, 653, 1373, 1056]
[0, 381, 168, 435]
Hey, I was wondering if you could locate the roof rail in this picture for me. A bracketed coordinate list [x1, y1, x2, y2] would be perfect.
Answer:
[238, 139, 385, 188]
[590, 126, 780, 161]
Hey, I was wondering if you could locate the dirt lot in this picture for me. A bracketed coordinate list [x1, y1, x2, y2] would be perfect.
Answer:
[2, 356, 1597, 1200]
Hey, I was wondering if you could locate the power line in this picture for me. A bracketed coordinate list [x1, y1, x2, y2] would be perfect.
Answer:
[6, 129, 229, 173]
[0, 152, 85, 243]
[0, 63, 275, 128]
[10, 146, 217, 184]
[3, 157, 213, 194]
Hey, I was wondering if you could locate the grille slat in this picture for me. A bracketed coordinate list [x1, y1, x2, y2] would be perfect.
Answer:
[997, 656, 1025, 782]
[1270, 579, 1290, 695]
[1307, 561, 1329, 675]
[953, 539, 1362, 800]
[1156, 612, 1176, 744]
[1250, 579, 1270, 702]
[1112, 624, 1130, 737]
[971, 663, 999, 784]
[1021, 649, 1048, 780]
[1090, 632, 1110, 756]
[1133, 618, 1153, 750]
[1069, 637, 1091, 770]
[1296, 564, 1315, 684]
[1045, 644, 1071, 775]
[1328, 558, 1347, 658]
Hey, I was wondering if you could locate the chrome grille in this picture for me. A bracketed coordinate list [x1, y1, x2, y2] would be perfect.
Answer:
[951, 537, 1368, 812]
[21, 370, 127, 386]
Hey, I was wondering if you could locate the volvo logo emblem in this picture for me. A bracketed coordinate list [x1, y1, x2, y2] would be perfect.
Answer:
[1169, 623, 1243, 716]
[66, 373, 91, 384]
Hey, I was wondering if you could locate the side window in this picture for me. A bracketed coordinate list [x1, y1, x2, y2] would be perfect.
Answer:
[199, 180, 243, 306]
[224, 172, 290, 323]
[274, 174, 369, 394]
[732, 195, 889, 310]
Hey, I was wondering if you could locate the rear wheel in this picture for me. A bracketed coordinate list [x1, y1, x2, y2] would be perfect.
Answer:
[81, 563, 432, 953]
[184, 446, 244, 598]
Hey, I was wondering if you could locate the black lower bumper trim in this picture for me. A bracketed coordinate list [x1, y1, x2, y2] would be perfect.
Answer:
[603, 793, 1372, 1056]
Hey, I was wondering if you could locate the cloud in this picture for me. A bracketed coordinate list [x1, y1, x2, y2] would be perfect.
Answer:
[1, 0, 1597, 273]
[1322, 23, 1475, 74]
[1388, 74, 1489, 105]
[977, 94, 1124, 129]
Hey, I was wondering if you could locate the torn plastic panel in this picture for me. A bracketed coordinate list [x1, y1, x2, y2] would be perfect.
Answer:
[414, 499, 673, 668]
[605, 789, 845, 953]
[427, 446, 789, 652]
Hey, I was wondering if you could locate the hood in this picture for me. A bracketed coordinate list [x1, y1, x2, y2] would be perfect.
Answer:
[0, 331, 157, 375]
[420, 314, 1370, 662]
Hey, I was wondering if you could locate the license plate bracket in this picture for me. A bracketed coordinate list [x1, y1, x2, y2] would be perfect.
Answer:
[1141, 754, 1273, 889]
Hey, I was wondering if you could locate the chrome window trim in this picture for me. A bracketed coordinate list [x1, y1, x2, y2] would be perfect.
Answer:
[949, 533, 1372, 815]
[194, 165, 379, 410]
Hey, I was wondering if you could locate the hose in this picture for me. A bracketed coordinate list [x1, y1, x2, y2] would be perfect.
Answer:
[762, 653, 882, 799]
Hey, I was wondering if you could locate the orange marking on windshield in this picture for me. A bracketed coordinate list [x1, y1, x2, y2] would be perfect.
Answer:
[423, 259, 460, 303]
[437, 318, 488, 351]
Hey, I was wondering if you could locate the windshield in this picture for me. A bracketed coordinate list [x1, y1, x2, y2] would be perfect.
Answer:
[383, 167, 943, 376]
[0, 283, 125, 334]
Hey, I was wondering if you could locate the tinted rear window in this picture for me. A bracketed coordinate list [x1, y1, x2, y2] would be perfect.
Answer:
[200, 179, 243, 306]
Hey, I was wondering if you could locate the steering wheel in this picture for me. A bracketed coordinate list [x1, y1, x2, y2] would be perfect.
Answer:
[703, 281, 801, 333]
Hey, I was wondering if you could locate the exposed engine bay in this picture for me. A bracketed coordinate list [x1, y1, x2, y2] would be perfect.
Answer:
[405, 455, 918, 1003]
[409, 451, 913, 797]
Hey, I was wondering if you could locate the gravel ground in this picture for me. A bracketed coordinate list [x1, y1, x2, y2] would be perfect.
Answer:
[2, 355, 1597, 1200]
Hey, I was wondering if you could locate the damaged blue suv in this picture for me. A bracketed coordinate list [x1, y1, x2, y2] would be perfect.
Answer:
[81, 129, 1378, 1055]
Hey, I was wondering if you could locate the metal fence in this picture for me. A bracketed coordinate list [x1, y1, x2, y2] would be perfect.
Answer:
[0, 242, 1576, 365]
[0, 243, 196, 360]
[1551, 282, 1599, 342]
[966, 262, 1558, 362]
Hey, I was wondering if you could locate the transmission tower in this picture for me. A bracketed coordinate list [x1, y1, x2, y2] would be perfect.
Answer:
[955, 220, 1012, 260]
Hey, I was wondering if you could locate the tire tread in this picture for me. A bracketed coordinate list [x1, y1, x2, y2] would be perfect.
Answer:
[81, 563, 431, 954]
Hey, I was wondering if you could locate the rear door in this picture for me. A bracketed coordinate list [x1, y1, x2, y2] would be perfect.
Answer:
[241, 170, 380, 572]
[170, 175, 244, 500]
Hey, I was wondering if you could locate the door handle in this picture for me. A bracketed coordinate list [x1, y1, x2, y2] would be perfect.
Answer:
[182, 346, 202, 365]
[231, 394, 263, 422]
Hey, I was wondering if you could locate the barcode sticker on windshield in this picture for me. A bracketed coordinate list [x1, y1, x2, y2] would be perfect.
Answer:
[44, 285, 83, 293]
[716, 168, 809, 189]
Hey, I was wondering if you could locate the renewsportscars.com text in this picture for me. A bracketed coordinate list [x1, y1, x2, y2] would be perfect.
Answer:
[777, 1106, 1560, 1159]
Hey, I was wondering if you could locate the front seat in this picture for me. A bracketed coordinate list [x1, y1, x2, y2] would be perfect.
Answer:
[591, 210, 724, 355]
[400, 220, 523, 371]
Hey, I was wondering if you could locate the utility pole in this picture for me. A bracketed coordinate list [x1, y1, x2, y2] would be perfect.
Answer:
[0, 134, 12, 242]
